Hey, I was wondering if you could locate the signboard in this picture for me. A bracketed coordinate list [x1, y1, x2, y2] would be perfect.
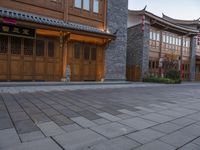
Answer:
[0, 23, 35, 39]
[3, 18, 17, 25]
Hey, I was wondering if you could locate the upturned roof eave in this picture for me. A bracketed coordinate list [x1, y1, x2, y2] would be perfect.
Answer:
[128, 10, 199, 34]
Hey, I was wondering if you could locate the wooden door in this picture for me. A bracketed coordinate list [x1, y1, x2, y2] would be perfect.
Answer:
[35, 39, 46, 80]
[83, 45, 90, 81]
[90, 47, 97, 80]
[46, 40, 55, 81]
[83, 45, 97, 81]
[50, 40, 61, 81]
[10, 36, 23, 80]
[69, 42, 98, 81]
[0, 35, 9, 80]
[23, 38, 34, 80]
[71, 43, 82, 81]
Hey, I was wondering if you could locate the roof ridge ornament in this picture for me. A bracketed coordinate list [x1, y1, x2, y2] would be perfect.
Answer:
[142, 5, 147, 12]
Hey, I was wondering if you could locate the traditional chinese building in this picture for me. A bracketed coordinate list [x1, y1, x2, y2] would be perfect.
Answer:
[0, 0, 128, 81]
[162, 15, 200, 80]
[127, 8, 199, 81]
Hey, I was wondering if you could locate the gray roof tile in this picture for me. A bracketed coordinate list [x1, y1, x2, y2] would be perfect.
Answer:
[0, 7, 114, 37]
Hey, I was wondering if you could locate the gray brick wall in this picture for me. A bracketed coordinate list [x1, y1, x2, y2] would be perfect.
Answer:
[104, 0, 128, 80]
[127, 23, 150, 79]
[142, 23, 150, 77]
[190, 36, 196, 81]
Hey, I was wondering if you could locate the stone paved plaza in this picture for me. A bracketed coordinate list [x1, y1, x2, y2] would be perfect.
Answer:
[0, 83, 200, 150]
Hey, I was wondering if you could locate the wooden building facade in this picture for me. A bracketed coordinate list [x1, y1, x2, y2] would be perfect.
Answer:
[0, 0, 127, 81]
[127, 9, 199, 81]
[161, 15, 200, 81]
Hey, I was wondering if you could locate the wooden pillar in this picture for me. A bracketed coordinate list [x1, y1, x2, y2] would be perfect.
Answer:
[64, 0, 69, 22]
[180, 36, 184, 80]
[7, 36, 11, 81]
[180, 36, 184, 65]
[159, 31, 163, 77]
[61, 32, 68, 80]
[103, 0, 107, 31]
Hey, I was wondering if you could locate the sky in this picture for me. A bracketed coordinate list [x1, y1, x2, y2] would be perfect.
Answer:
[128, 0, 200, 20]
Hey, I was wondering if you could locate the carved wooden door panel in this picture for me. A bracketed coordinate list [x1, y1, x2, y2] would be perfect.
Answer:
[35, 39, 46, 81]
[23, 38, 34, 80]
[10, 36, 23, 80]
[83, 45, 90, 81]
[71, 42, 82, 81]
[0, 35, 9, 80]
[89, 47, 97, 81]
[83, 45, 97, 81]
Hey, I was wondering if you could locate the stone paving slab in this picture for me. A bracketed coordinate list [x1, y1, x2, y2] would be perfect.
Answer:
[151, 122, 181, 134]
[179, 124, 200, 137]
[51, 115, 74, 126]
[90, 122, 135, 139]
[0, 128, 21, 149]
[135, 107, 155, 113]
[187, 112, 200, 121]
[53, 129, 106, 150]
[170, 117, 196, 127]
[92, 118, 111, 125]
[159, 131, 196, 148]
[14, 119, 40, 134]
[127, 128, 165, 144]
[149, 104, 168, 110]
[158, 110, 185, 118]
[61, 124, 82, 133]
[134, 140, 176, 150]
[118, 109, 141, 117]
[139, 113, 174, 123]
[117, 113, 133, 119]
[71, 117, 97, 128]
[84, 136, 141, 150]
[0, 118, 13, 130]
[97, 112, 121, 122]
[171, 108, 197, 115]
[178, 143, 200, 150]
[30, 113, 52, 124]
[19, 131, 45, 143]
[37, 121, 65, 137]
[119, 117, 158, 130]
[4, 138, 62, 150]
[193, 137, 200, 145]
[10, 112, 30, 122]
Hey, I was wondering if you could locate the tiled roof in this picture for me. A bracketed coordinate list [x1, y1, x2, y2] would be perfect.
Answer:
[0, 7, 114, 37]
[129, 10, 199, 34]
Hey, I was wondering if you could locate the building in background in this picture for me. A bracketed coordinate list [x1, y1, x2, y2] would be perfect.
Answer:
[127, 8, 199, 81]
[162, 15, 200, 80]
[0, 0, 128, 81]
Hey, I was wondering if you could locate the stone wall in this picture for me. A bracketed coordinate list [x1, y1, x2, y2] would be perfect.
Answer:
[142, 23, 150, 77]
[104, 0, 128, 80]
[127, 23, 150, 79]
[190, 36, 196, 81]
[127, 24, 143, 66]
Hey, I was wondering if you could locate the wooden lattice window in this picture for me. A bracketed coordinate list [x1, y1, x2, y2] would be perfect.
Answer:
[84, 46, 90, 60]
[0, 35, 8, 54]
[24, 39, 33, 55]
[11, 36, 21, 54]
[48, 41, 54, 57]
[74, 43, 81, 59]
[91, 47, 97, 60]
[36, 40, 44, 56]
